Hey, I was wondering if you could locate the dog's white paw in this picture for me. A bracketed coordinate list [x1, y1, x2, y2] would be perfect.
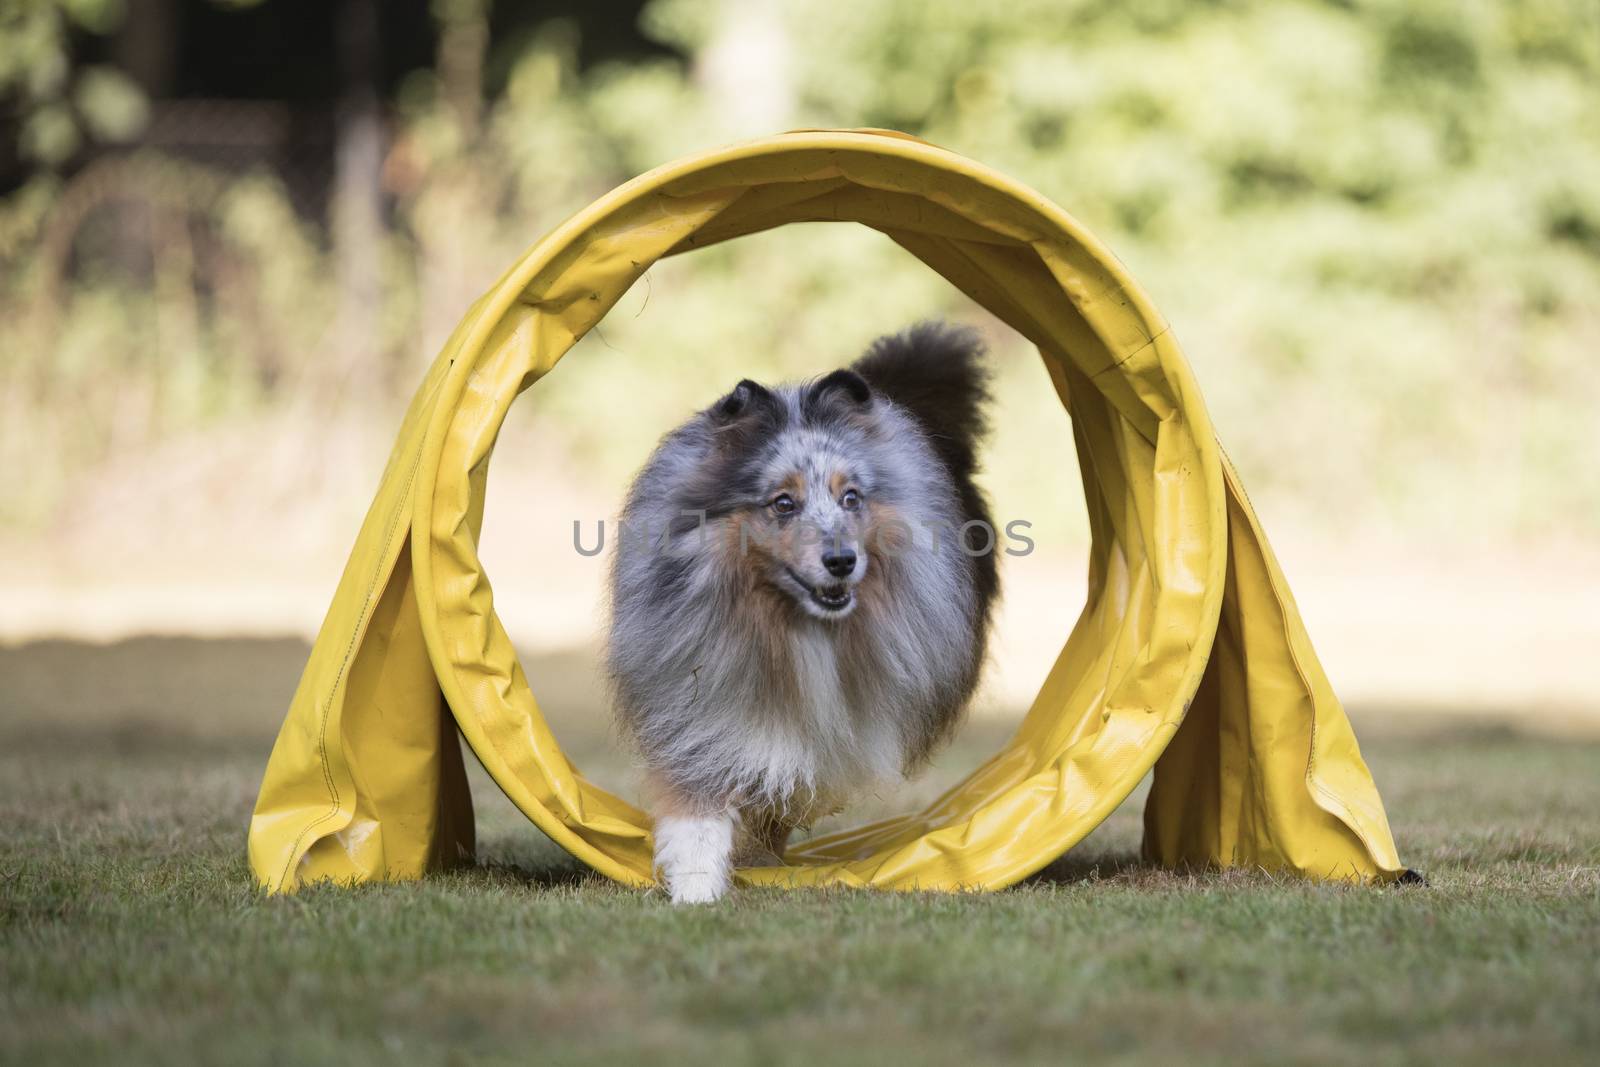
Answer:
[668, 869, 728, 905]
[654, 811, 734, 905]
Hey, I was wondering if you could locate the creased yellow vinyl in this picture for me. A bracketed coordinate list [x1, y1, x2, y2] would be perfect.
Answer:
[248, 129, 1403, 893]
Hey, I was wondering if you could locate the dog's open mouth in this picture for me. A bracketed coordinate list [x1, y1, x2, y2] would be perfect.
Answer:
[785, 568, 854, 612]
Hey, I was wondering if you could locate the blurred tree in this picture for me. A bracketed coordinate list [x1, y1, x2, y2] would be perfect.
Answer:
[0, 0, 149, 172]
[3, 0, 1599, 540]
[333, 0, 384, 390]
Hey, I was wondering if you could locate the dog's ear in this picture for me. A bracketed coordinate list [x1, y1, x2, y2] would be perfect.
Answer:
[711, 379, 777, 423]
[803, 369, 872, 421]
[713, 375, 787, 425]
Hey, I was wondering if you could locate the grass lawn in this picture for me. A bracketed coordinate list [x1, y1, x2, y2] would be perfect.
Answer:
[2, 637, 1597, 1065]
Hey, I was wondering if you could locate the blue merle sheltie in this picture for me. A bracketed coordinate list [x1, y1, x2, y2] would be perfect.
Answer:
[606, 322, 999, 902]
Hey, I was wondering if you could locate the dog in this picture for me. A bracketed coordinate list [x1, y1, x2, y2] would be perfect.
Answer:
[605, 322, 998, 902]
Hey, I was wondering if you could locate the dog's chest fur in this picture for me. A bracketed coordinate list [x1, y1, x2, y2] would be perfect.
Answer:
[653, 618, 911, 816]
[780, 625, 906, 795]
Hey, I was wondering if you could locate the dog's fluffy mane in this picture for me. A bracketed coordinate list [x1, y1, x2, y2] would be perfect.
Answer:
[606, 322, 997, 817]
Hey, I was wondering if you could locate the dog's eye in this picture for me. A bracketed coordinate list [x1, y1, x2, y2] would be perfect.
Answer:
[770, 494, 797, 516]
[840, 489, 862, 511]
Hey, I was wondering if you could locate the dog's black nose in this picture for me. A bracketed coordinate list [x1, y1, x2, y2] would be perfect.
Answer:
[822, 548, 857, 578]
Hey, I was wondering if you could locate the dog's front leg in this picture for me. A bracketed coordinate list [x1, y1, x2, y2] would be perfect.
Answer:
[735, 806, 794, 867]
[652, 805, 735, 904]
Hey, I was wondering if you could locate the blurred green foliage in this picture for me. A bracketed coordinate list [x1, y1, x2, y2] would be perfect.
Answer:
[1, 0, 147, 165]
[3, 0, 1599, 539]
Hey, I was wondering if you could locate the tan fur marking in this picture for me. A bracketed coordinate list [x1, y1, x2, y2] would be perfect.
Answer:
[864, 499, 914, 556]
[717, 513, 803, 708]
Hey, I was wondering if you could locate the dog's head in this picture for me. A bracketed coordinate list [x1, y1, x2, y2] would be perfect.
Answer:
[699, 371, 902, 621]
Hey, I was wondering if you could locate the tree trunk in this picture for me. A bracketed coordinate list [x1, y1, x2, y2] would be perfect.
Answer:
[333, 0, 385, 392]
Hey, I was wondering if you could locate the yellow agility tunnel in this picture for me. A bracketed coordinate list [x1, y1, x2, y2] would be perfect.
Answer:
[249, 128, 1404, 893]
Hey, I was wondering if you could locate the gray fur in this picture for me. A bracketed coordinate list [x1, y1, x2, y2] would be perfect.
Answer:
[606, 323, 997, 830]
